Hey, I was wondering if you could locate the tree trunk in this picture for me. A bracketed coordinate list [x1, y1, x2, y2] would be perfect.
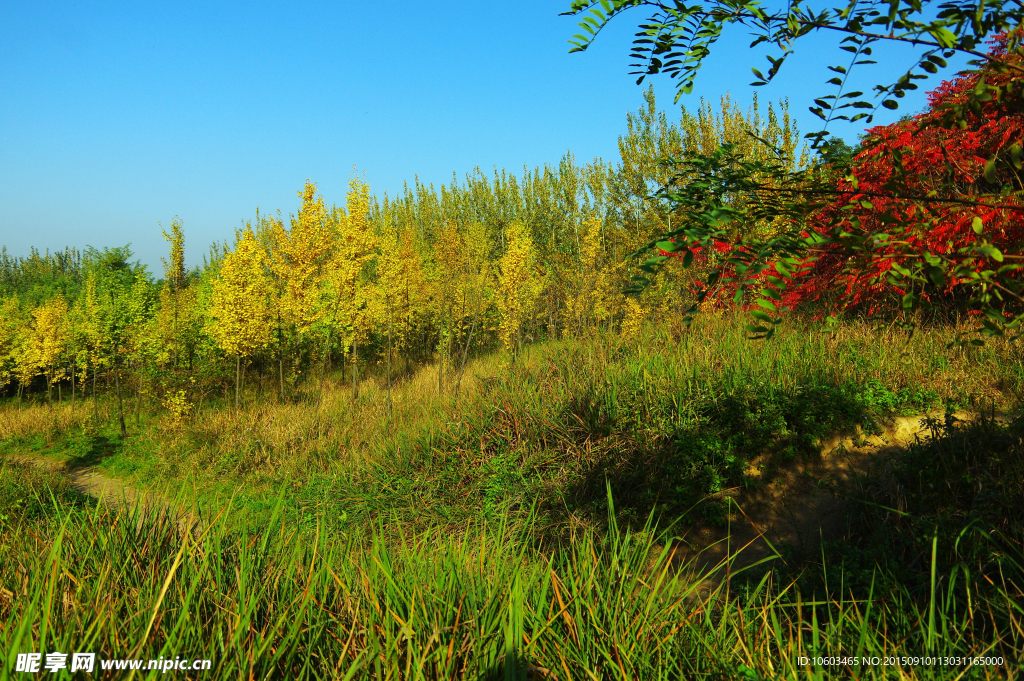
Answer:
[437, 306, 446, 395]
[71, 362, 75, 410]
[387, 306, 394, 419]
[47, 366, 53, 406]
[279, 356, 285, 403]
[92, 362, 99, 429]
[454, 292, 483, 407]
[351, 338, 359, 401]
[136, 363, 143, 428]
[235, 355, 241, 411]
[278, 313, 286, 402]
[114, 363, 126, 438]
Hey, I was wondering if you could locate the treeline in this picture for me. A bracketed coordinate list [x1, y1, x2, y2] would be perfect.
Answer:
[0, 91, 806, 425]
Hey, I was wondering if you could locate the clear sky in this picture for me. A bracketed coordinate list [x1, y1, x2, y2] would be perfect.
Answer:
[0, 1, 965, 273]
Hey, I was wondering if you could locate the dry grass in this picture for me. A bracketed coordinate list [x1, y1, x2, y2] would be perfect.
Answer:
[0, 399, 96, 442]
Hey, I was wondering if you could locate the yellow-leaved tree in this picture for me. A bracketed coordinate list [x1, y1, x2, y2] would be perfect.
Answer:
[0, 296, 23, 394]
[270, 180, 332, 392]
[563, 216, 626, 337]
[322, 175, 377, 395]
[208, 226, 272, 409]
[77, 272, 105, 426]
[431, 221, 467, 393]
[25, 296, 70, 405]
[373, 223, 430, 411]
[497, 220, 542, 362]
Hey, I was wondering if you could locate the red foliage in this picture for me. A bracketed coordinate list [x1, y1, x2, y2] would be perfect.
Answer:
[783, 33, 1024, 317]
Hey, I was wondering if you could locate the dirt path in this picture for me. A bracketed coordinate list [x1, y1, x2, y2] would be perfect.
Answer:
[8, 453, 202, 532]
[667, 409, 1015, 588]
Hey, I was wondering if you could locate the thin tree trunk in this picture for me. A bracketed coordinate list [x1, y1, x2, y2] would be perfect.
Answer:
[235, 355, 241, 411]
[92, 362, 99, 429]
[136, 363, 143, 428]
[47, 366, 52, 406]
[437, 303, 446, 395]
[114, 362, 126, 438]
[71, 362, 75, 410]
[387, 304, 394, 419]
[314, 327, 333, 413]
[278, 313, 286, 402]
[454, 286, 484, 407]
[351, 338, 359, 400]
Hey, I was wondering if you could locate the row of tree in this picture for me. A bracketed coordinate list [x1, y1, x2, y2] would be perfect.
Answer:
[0, 92, 805, 424]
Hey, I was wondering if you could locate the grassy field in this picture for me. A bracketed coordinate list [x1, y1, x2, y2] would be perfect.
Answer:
[1, 313, 1023, 679]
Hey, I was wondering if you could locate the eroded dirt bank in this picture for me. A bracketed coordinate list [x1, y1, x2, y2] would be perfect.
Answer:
[667, 409, 1015, 586]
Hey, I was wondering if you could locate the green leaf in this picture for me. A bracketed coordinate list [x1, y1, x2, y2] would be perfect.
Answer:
[972, 217, 984, 234]
[1011, 143, 1023, 170]
[756, 299, 778, 312]
[926, 266, 945, 287]
[983, 157, 997, 184]
[882, 99, 899, 109]
[976, 245, 1004, 262]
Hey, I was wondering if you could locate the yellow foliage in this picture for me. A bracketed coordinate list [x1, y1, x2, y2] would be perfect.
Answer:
[161, 216, 187, 291]
[23, 296, 70, 384]
[161, 388, 194, 428]
[79, 272, 105, 371]
[323, 175, 378, 353]
[373, 224, 430, 358]
[620, 297, 648, 341]
[0, 296, 23, 388]
[270, 180, 333, 335]
[497, 221, 543, 355]
[208, 227, 273, 357]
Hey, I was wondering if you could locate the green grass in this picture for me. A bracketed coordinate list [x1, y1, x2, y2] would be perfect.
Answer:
[0, 457, 1020, 680]
[1, 314, 1022, 678]
[2, 313, 1021, 538]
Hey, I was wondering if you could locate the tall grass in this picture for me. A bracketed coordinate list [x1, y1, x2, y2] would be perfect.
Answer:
[2, 313, 1022, 537]
[0, 461, 1019, 680]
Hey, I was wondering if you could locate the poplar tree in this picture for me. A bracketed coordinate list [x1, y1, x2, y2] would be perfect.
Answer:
[497, 220, 543, 361]
[208, 226, 273, 410]
[26, 296, 70, 405]
[322, 176, 377, 388]
[0, 296, 21, 392]
[270, 181, 332, 388]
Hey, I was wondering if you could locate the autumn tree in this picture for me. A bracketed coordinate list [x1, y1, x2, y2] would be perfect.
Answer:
[497, 220, 543, 361]
[565, 0, 1024, 341]
[24, 296, 70, 405]
[270, 181, 333, 391]
[321, 176, 377, 391]
[373, 223, 431, 411]
[208, 226, 273, 409]
[0, 296, 22, 394]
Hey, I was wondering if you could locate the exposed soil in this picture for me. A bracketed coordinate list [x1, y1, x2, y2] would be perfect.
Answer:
[8, 452, 202, 532]
[665, 409, 1014, 590]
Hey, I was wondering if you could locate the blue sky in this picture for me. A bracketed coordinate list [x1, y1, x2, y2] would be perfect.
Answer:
[0, 1, 966, 273]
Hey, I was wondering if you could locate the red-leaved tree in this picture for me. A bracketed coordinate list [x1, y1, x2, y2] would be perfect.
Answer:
[782, 33, 1024, 320]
